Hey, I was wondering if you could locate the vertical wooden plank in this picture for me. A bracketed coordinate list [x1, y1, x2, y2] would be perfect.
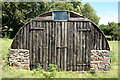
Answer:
[97, 30, 99, 50]
[40, 21, 43, 67]
[46, 22, 49, 71]
[82, 22, 85, 71]
[56, 22, 58, 68]
[17, 32, 20, 49]
[35, 21, 38, 68]
[94, 26, 96, 49]
[37, 22, 40, 64]
[64, 22, 67, 71]
[80, 22, 82, 71]
[104, 37, 106, 50]
[53, 22, 56, 64]
[44, 22, 47, 70]
[76, 22, 79, 71]
[24, 25, 26, 49]
[49, 22, 52, 64]
[54, 22, 57, 65]
[73, 22, 75, 71]
[88, 22, 92, 70]
[95, 28, 98, 50]
[99, 32, 101, 50]
[102, 34, 104, 50]
[26, 24, 29, 50]
[51, 22, 53, 64]
[22, 27, 24, 49]
[38, 22, 43, 66]
[98, 31, 100, 50]
[57, 22, 61, 71]
[36, 21, 39, 68]
[70, 22, 73, 71]
[15, 34, 18, 49]
[33, 21, 36, 69]
[20, 29, 23, 49]
[84, 22, 87, 71]
[74, 22, 77, 71]
[29, 21, 33, 69]
[86, 22, 89, 70]
[61, 22, 64, 71]
[52, 22, 55, 64]
[67, 22, 71, 71]
[51, 21, 53, 64]
[42, 21, 45, 69]
[47, 22, 50, 65]
[90, 24, 93, 50]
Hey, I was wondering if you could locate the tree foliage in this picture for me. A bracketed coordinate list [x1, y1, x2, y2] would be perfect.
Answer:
[2, 2, 99, 38]
[99, 22, 120, 40]
[82, 3, 99, 25]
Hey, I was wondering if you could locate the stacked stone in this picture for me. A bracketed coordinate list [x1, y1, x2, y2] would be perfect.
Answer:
[90, 50, 111, 71]
[9, 49, 30, 70]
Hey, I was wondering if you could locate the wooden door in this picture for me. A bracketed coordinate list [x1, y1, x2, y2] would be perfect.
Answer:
[29, 21, 91, 71]
[66, 21, 91, 71]
[54, 21, 91, 71]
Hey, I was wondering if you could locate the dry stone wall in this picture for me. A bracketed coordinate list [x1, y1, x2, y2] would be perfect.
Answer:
[9, 49, 111, 71]
[90, 50, 111, 71]
[9, 49, 30, 70]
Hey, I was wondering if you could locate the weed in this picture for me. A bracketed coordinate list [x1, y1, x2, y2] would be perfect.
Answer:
[43, 64, 58, 78]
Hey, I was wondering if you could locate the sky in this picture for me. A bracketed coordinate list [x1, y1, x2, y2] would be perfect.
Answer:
[82, 0, 119, 25]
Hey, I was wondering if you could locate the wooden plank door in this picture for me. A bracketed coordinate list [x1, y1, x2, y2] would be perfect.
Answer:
[67, 21, 91, 71]
[76, 21, 91, 71]
[29, 21, 91, 71]
[55, 22, 67, 71]
[29, 21, 45, 70]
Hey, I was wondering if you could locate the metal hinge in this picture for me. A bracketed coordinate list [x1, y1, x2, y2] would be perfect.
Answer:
[57, 46, 68, 49]
[30, 28, 44, 31]
[77, 29, 91, 31]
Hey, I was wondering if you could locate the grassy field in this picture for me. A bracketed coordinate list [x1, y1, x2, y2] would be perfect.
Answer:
[0, 38, 119, 78]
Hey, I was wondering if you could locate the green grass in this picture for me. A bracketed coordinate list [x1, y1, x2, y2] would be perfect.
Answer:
[1, 38, 119, 78]
[0, 38, 13, 59]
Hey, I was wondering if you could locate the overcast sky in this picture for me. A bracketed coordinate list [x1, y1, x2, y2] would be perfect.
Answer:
[82, 0, 119, 25]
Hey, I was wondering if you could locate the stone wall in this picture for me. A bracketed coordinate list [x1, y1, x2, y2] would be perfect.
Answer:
[9, 49, 30, 70]
[90, 50, 111, 71]
[9, 49, 111, 71]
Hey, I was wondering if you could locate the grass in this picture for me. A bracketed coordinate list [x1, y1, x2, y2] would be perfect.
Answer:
[0, 38, 119, 78]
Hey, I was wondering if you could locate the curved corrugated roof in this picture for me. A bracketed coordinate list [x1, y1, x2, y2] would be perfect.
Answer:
[11, 10, 110, 50]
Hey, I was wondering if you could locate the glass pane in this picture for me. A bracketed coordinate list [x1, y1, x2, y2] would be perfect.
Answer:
[54, 11, 68, 20]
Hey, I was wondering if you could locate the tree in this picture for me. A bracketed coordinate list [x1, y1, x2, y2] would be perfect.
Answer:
[99, 22, 120, 40]
[82, 3, 99, 25]
[99, 24, 109, 35]
[2, 2, 40, 38]
[2, 2, 99, 38]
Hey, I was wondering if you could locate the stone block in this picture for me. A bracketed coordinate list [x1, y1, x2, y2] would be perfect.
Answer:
[13, 63, 19, 67]
[98, 57, 103, 60]
[90, 64, 97, 68]
[10, 49, 30, 70]
[21, 60, 24, 62]
[91, 50, 111, 71]
[103, 61, 110, 64]
[91, 61, 103, 64]
[98, 63, 105, 68]
[22, 67, 29, 70]
[19, 53, 24, 56]
[91, 56, 98, 60]
[18, 60, 22, 62]
[23, 60, 29, 64]
[24, 64, 29, 67]
[24, 53, 29, 56]
[9, 57, 14, 60]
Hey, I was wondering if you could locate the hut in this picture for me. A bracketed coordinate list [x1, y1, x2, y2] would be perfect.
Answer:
[9, 11, 111, 71]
